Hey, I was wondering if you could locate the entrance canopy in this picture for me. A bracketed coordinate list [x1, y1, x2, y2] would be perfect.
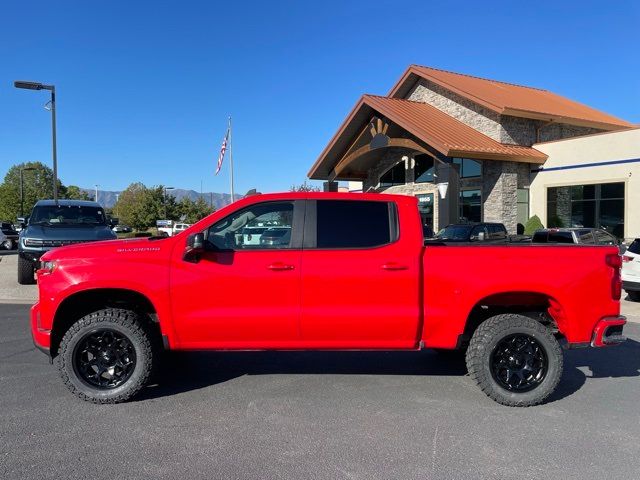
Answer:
[309, 95, 547, 181]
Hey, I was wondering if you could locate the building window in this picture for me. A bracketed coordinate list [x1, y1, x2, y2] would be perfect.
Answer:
[414, 155, 435, 183]
[379, 161, 406, 187]
[517, 188, 529, 226]
[452, 158, 481, 178]
[547, 182, 625, 238]
[460, 189, 481, 223]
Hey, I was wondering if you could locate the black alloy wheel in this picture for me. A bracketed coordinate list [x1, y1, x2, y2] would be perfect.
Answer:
[490, 334, 547, 392]
[73, 329, 137, 389]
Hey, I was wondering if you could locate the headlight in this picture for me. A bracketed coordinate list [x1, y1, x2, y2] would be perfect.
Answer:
[24, 238, 44, 247]
[39, 260, 57, 274]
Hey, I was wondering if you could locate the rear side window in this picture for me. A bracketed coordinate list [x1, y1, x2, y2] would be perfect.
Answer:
[316, 200, 393, 248]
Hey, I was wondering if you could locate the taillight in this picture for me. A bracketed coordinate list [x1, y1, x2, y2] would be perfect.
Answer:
[606, 253, 622, 300]
[622, 255, 633, 263]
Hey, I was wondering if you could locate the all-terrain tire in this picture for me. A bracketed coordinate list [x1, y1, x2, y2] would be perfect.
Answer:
[627, 290, 640, 302]
[2, 239, 13, 250]
[465, 314, 563, 407]
[17, 256, 35, 285]
[56, 308, 157, 404]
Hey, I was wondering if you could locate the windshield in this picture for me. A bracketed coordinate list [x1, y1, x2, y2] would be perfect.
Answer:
[436, 225, 473, 241]
[30, 205, 107, 226]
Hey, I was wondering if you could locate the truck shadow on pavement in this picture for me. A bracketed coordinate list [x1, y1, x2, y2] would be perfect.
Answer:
[137, 337, 640, 404]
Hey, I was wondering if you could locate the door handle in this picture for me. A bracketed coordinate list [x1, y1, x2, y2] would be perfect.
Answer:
[267, 262, 295, 271]
[381, 262, 408, 271]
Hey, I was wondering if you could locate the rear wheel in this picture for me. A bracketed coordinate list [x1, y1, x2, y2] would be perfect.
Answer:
[2, 239, 13, 250]
[627, 291, 640, 302]
[57, 308, 157, 404]
[465, 314, 563, 407]
[17, 256, 35, 285]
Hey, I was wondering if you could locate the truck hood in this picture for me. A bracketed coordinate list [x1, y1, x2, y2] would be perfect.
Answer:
[21, 224, 116, 242]
[40, 236, 174, 262]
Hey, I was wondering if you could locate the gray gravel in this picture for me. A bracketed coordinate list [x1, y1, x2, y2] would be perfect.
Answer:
[1, 303, 639, 479]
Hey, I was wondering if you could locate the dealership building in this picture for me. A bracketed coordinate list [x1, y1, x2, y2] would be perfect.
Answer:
[308, 65, 638, 239]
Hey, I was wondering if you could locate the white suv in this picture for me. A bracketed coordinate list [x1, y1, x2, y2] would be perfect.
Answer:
[622, 239, 640, 302]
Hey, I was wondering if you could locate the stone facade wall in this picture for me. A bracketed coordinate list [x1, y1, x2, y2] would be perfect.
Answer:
[538, 123, 602, 143]
[481, 161, 531, 234]
[500, 117, 604, 145]
[407, 80, 501, 141]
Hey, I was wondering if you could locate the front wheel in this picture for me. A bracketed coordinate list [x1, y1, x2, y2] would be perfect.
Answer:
[17, 256, 35, 285]
[2, 239, 13, 250]
[57, 308, 157, 404]
[465, 314, 563, 407]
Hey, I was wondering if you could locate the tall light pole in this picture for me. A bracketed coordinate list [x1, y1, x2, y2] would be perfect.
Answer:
[95, 184, 100, 204]
[14, 81, 58, 203]
[164, 186, 174, 219]
[19, 166, 36, 217]
[115, 193, 120, 217]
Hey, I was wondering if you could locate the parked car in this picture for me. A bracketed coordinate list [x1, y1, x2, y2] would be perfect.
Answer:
[1, 221, 19, 249]
[173, 223, 191, 235]
[112, 225, 132, 234]
[532, 228, 625, 253]
[30, 193, 626, 407]
[431, 223, 508, 242]
[259, 227, 291, 246]
[622, 238, 640, 302]
[17, 200, 117, 284]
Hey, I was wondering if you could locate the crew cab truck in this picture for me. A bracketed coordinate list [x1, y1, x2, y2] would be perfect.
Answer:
[31, 192, 626, 406]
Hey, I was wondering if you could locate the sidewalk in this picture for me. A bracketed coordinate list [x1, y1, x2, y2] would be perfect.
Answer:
[1, 249, 639, 321]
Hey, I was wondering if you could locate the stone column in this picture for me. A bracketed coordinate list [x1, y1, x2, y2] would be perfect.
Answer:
[482, 161, 521, 234]
[436, 162, 460, 230]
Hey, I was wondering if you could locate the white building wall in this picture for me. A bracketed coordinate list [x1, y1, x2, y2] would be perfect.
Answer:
[530, 128, 640, 239]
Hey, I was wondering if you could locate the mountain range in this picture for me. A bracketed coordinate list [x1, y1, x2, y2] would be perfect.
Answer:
[82, 188, 236, 210]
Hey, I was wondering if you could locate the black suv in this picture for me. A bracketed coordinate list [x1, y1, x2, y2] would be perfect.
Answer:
[431, 223, 508, 243]
[532, 228, 624, 253]
[18, 200, 117, 284]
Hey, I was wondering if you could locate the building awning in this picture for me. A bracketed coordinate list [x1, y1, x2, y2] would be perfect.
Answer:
[309, 94, 548, 180]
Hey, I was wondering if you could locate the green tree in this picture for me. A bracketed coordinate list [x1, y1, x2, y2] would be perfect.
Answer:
[0, 161, 65, 221]
[177, 196, 215, 223]
[113, 182, 150, 230]
[524, 215, 545, 235]
[65, 185, 91, 201]
[290, 181, 321, 192]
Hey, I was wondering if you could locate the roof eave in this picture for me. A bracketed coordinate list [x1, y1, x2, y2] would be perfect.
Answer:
[501, 107, 634, 131]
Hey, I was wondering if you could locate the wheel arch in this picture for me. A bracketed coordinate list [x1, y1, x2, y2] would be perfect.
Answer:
[50, 288, 161, 357]
[459, 291, 567, 348]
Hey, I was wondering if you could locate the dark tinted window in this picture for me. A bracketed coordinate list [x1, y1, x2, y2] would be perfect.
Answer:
[576, 229, 595, 244]
[548, 231, 574, 243]
[628, 240, 640, 254]
[30, 205, 106, 225]
[379, 162, 405, 187]
[532, 231, 548, 243]
[437, 225, 473, 241]
[594, 229, 617, 245]
[316, 201, 392, 248]
[414, 155, 435, 183]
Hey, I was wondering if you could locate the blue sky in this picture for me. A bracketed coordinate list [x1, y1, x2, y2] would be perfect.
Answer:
[1, 1, 638, 194]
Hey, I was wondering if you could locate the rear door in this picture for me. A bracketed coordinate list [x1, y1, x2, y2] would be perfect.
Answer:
[299, 198, 422, 349]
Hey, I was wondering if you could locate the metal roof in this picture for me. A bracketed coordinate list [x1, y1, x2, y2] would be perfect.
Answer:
[389, 65, 634, 130]
[308, 95, 547, 179]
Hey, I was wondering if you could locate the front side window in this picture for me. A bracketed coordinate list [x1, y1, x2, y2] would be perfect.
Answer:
[207, 202, 294, 250]
[316, 200, 393, 249]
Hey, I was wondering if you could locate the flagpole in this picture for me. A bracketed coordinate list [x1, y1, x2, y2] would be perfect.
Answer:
[229, 116, 234, 201]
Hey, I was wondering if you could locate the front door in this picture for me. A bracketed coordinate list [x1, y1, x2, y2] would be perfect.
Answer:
[170, 200, 304, 349]
[299, 199, 422, 349]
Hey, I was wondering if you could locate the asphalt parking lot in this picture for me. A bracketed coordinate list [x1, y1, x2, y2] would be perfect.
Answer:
[1, 300, 640, 480]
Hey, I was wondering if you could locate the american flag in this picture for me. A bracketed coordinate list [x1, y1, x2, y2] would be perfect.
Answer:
[215, 127, 230, 175]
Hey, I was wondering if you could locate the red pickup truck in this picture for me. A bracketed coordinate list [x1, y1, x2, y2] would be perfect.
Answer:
[31, 192, 626, 406]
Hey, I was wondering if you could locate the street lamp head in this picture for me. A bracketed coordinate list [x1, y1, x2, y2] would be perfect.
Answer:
[14, 80, 54, 91]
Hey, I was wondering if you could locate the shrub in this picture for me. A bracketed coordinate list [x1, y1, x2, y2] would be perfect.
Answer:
[524, 215, 544, 235]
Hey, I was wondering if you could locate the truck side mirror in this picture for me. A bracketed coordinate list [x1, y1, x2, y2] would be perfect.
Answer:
[183, 232, 205, 263]
[109, 217, 119, 227]
[17, 217, 27, 227]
